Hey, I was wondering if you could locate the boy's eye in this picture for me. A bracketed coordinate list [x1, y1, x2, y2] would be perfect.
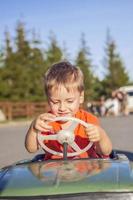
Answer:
[67, 100, 74, 103]
[50, 99, 59, 104]
[52, 101, 59, 104]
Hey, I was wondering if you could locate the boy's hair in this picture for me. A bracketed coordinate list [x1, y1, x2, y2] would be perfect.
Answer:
[44, 61, 84, 96]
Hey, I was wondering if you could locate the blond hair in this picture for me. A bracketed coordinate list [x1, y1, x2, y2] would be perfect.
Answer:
[44, 61, 84, 96]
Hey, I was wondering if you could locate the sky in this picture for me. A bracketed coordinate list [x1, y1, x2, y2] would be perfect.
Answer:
[0, 0, 133, 80]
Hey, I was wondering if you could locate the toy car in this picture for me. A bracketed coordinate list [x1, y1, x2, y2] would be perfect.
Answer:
[0, 116, 133, 199]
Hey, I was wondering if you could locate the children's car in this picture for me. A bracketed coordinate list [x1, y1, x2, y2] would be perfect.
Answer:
[0, 116, 133, 199]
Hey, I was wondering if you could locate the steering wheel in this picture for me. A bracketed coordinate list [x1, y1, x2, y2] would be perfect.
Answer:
[37, 116, 93, 157]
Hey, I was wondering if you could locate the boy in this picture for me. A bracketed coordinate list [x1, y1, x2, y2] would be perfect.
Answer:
[25, 61, 112, 159]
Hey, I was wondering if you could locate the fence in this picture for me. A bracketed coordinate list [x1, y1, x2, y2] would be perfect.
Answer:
[0, 102, 49, 120]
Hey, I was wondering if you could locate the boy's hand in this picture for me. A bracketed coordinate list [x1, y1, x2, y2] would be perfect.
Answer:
[32, 113, 56, 133]
[85, 125, 101, 142]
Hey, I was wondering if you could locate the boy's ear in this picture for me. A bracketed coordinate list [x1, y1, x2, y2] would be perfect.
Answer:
[80, 91, 84, 104]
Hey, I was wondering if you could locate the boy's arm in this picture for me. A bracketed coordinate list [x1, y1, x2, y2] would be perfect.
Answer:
[25, 113, 56, 153]
[25, 121, 39, 153]
[85, 125, 112, 156]
[95, 127, 112, 156]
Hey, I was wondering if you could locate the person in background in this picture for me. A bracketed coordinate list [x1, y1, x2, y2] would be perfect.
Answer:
[99, 95, 106, 117]
[116, 91, 129, 116]
[104, 91, 120, 116]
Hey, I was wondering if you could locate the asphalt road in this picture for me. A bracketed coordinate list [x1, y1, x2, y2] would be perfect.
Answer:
[0, 115, 133, 169]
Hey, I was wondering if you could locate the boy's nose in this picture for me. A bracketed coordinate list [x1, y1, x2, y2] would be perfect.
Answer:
[59, 103, 66, 111]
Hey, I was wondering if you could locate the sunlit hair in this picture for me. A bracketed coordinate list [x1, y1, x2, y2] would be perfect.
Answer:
[44, 61, 84, 96]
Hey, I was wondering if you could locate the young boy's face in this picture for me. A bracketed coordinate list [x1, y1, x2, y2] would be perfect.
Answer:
[48, 85, 84, 117]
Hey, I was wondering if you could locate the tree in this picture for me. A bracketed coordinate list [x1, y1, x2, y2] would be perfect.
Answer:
[103, 32, 129, 97]
[0, 30, 14, 99]
[75, 34, 94, 101]
[0, 21, 46, 101]
[46, 33, 63, 69]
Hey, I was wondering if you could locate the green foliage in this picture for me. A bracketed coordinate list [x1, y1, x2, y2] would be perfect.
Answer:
[75, 34, 95, 101]
[0, 23, 132, 102]
[0, 22, 46, 101]
[0, 22, 65, 101]
[102, 33, 130, 97]
[46, 33, 63, 67]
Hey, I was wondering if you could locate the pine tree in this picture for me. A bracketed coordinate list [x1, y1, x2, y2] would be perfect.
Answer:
[0, 30, 14, 99]
[0, 21, 46, 101]
[103, 32, 129, 97]
[75, 34, 94, 101]
[46, 32, 63, 68]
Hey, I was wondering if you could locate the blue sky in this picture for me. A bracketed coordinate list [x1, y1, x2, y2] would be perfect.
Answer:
[0, 0, 133, 80]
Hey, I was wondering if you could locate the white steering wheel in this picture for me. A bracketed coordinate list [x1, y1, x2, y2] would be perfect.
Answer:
[37, 116, 93, 157]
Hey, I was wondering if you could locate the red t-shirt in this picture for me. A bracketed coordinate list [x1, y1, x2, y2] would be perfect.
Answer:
[40, 109, 108, 160]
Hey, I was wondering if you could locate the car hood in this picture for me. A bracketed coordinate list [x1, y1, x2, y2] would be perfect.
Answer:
[0, 157, 133, 197]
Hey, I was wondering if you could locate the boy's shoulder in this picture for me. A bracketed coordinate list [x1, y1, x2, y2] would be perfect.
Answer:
[76, 109, 99, 126]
